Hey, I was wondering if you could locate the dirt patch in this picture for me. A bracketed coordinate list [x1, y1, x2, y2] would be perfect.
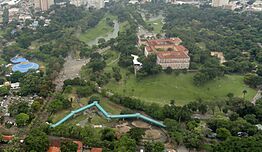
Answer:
[132, 120, 151, 128]
[144, 129, 162, 140]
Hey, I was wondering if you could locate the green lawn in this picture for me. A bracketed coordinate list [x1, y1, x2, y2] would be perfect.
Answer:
[146, 19, 163, 34]
[119, 21, 129, 33]
[105, 73, 256, 105]
[79, 15, 116, 43]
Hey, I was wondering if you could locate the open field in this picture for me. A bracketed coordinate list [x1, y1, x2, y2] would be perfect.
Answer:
[146, 19, 163, 33]
[105, 73, 256, 105]
[79, 15, 116, 43]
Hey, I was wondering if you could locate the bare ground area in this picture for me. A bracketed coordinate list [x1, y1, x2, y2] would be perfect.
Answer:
[54, 55, 89, 91]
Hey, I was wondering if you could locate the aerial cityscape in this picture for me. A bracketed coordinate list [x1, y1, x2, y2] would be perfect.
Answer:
[0, 0, 262, 151]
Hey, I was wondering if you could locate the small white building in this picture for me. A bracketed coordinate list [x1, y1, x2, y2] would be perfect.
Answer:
[10, 82, 20, 89]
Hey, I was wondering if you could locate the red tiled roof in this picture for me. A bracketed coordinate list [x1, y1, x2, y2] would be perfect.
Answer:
[145, 46, 153, 52]
[73, 141, 83, 152]
[157, 51, 189, 59]
[174, 45, 188, 52]
[147, 38, 182, 46]
[91, 147, 103, 152]
[2, 135, 13, 141]
[48, 146, 60, 152]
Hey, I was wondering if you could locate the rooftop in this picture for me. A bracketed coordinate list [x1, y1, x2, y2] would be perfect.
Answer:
[147, 38, 182, 46]
[2, 135, 13, 141]
[48, 146, 60, 152]
[91, 147, 103, 152]
[157, 51, 189, 59]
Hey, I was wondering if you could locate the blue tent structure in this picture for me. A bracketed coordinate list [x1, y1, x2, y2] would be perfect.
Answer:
[10, 57, 28, 63]
[12, 62, 39, 73]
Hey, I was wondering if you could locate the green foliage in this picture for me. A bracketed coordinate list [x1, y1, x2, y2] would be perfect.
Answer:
[19, 73, 54, 97]
[164, 5, 261, 72]
[213, 135, 262, 152]
[112, 67, 122, 81]
[31, 100, 42, 112]
[244, 73, 262, 88]
[100, 128, 116, 142]
[48, 94, 71, 113]
[144, 141, 165, 152]
[76, 85, 93, 97]
[216, 128, 231, 140]
[115, 135, 136, 152]
[8, 101, 29, 116]
[24, 128, 49, 152]
[15, 113, 29, 127]
[127, 128, 145, 143]
[9, 71, 24, 83]
[0, 86, 9, 96]
[137, 55, 162, 78]
[60, 141, 78, 152]
[2, 8, 9, 26]
[183, 131, 203, 150]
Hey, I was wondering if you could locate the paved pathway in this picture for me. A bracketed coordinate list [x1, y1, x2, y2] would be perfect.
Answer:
[252, 89, 262, 105]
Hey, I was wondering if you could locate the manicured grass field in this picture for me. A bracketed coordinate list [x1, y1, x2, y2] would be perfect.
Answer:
[105, 73, 256, 105]
[79, 15, 116, 43]
[146, 19, 163, 34]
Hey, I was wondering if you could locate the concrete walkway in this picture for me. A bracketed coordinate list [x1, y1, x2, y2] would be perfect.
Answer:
[252, 89, 262, 105]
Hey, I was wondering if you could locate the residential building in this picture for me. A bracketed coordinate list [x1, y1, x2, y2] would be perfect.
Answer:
[8, 7, 19, 22]
[91, 148, 103, 152]
[86, 0, 105, 9]
[211, 51, 226, 64]
[70, 0, 86, 7]
[34, 0, 54, 11]
[212, 0, 229, 7]
[144, 38, 190, 69]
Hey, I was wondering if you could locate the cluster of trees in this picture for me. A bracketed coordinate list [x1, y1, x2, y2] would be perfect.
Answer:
[19, 73, 54, 97]
[109, 92, 262, 151]
[24, 127, 49, 152]
[137, 55, 162, 78]
[8, 99, 43, 127]
[193, 64, 224, 86]
[109, 94, 191, 121]
[164, 5, 262, 74]
[48, 123, 164, 152]
[0, 86, 9, 96]
[63, 77, 97, 97]
[48, 93, 72, 113]
[244, 73, 262, 88]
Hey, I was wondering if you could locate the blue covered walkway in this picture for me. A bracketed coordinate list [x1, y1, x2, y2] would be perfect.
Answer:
[50, 101, 165, 128]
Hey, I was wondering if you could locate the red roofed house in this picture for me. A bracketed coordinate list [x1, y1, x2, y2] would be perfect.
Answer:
[48, 139, 60, 152]
[2, 135, 14, 142]
[144, 38, 190, 69]
[91, 147, 103, 152]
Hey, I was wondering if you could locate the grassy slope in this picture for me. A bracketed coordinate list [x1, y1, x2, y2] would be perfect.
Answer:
[146, 19, 163, 33]
[79, 15, 116, 43]
[105, 73, 256, 105]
